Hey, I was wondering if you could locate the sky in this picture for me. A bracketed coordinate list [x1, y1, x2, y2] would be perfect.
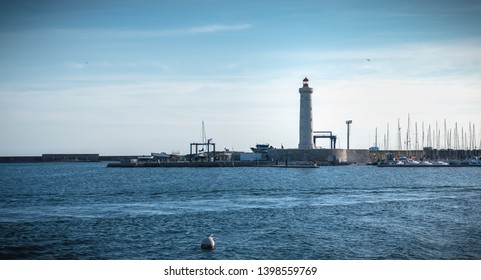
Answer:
[1, 0, 481, 155]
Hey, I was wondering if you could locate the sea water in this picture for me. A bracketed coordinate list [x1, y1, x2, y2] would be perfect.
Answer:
[1, 162, 480, 259]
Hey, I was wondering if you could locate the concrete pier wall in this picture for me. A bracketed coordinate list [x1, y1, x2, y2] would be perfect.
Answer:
[267, 149, 370, 164]
[0, 156, 42, 163]
[41, 154, 99, 162]
[0, 154, 100, 163]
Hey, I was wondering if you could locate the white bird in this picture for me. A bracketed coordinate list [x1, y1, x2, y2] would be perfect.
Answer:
[201, 234, 215, 250]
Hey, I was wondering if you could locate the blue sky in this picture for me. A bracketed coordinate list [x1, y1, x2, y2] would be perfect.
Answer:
[1, 0, 481, 155]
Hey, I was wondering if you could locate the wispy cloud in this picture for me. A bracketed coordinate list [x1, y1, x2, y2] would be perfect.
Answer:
[47, 23, 252, 39]
[1, 23, 252, 40]
[188, 24, 252, 34]
[126, 23, 252, 37]
[64, 62, 88, 69]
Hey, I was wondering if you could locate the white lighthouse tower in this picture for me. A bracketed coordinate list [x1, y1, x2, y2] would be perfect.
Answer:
[298, 77, 314, 149]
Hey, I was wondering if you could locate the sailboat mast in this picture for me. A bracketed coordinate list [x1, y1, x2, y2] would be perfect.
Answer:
[397, 118, 402, 151]
[422, 121, 425, 149]
[444, 119, 447, 150]
[427, 122, 430, 149]
[406, 114, 411, 155]
[387, 123, 390, 150]
[415, 122, 419, 151]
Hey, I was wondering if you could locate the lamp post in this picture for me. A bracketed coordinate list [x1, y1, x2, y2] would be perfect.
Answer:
[346, 120, 352, 149]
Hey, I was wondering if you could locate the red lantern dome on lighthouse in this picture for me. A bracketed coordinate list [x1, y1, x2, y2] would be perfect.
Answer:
[303, 77, 309, 87]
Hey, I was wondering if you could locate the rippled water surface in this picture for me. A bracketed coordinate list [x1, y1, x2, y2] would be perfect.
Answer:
[1, 162, 480, 259]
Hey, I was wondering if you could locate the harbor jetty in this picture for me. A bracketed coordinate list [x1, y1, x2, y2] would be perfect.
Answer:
[105, 147, 370, 168]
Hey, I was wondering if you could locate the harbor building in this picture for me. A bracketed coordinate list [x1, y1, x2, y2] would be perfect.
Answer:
[298, 77, 314, 149]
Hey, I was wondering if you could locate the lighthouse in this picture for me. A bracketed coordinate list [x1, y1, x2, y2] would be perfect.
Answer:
[298, 77, 314, 149]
